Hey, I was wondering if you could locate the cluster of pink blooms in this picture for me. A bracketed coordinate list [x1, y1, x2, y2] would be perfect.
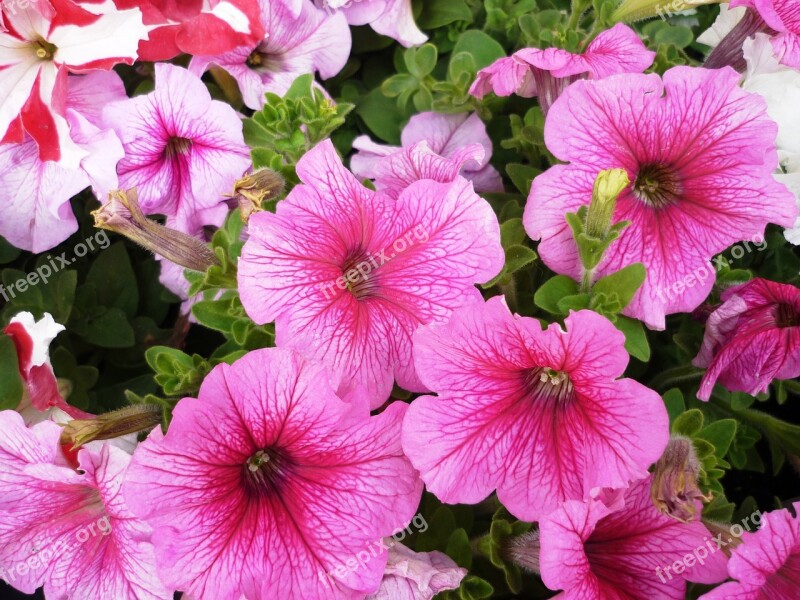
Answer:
[2, 0, 800, 599]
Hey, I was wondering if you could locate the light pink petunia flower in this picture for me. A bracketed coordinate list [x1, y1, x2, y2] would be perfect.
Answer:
[189, 0, 350, 109]
[238, 139, 504, 408]
[317, 0, 426, 47]
[0, 0, 146, 167]
[3, 312, 92, 425]
[103, 63, 251, 233]
[351, 111, 504, 194]
[730, 0, 800, 67]
[469, 23, 655, 113]
[0, 70, 126, 252]
[0, 411, 169, 599]
[539, 476, 729, 599]
[123, 347, 423, 600]
[401, 297, 669, 521]
[523, 66, 798, 329]
[699, 501, 800, 600]
[693, 278, 800, 400]
[366, 543, 466, 600]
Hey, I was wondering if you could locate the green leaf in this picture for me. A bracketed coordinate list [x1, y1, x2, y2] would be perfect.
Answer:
[405, 44, 438, 79]
[85, 242, 139, 318]
[534, 275, 579, 314]
[0, 236, 21, 264]
[192, 298, 241, 334]
[654, 25, 694, 49]
[499, 218, 527, 248]
[662, 388, 685, 424]
[0, 335, 24, 410]
[615, 315, 650, 361]
[503, 245, 537, 275]
[505, 163, 540, 195]
[445, 528, 472, 569]
[452, 30, 505, 70]
[698, 419, 738, 459]
[672, 408, 704, 437]
[592, 263, 646, 310]
[418, 0, 472, 29]
[78, 307, 136, 348]
[556, 293, 590, 313]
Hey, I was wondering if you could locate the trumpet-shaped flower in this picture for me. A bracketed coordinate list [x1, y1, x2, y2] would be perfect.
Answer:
[0, 0, 146, 166]
[103, 63, 251, 233]
[238, 139, 503, 408]
[123, 348, 423, 600]
[693, 278, 800, 400]
[731, 0, 800, 67]
[0, 71, 126, 252]
[699, 501, 800, 600]
[189, 0, 350, 109]
[351, 111, 503, 194]
[0, 411, 168, 599]
[401, 297, 669, 521]
[539, 476, 729, 599]
[316, 0, 425, 47]
[469, 23, 655, 113]
[524, 66, 798, 329]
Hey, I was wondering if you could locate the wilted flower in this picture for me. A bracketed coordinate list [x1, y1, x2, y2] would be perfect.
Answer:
[651, 436, 712, 522]
[367, 543, 466, 600]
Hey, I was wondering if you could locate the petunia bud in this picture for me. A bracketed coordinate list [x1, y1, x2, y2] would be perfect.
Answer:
[586, 168, 630, 240]
[651, 435, 712, 522]
[232, 168, 284, 222]
[612, 0, 721, 23]
[505, 529, 541, 574]
[93, 189, 219, 272]
[60, 404, 163, 450]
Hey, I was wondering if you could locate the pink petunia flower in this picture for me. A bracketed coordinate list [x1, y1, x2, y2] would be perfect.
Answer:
[114, 0, 264, 61]
[122, 347, 423, 600]
[0, 70, 126, 252]
[103, 63, 251, 233]
[469, 23, 655, 113]
[523, 66, 798, 329]
[693, 278, 800, 400]
[3, 312, 92, 425]
[539, 476, 729, 599]
[316, 0, 425, 48]
[401, 296, 669, 521]
[189, 0, 350, 109]
[351, 111, 504, 194]
[699, 501, 800, 600]
[730, 0, 800, 67]
[0, 411, 169, 599]
[0, 0, 147, 167]
[366, 543, 466, 600]
[238, 139, 503, 408]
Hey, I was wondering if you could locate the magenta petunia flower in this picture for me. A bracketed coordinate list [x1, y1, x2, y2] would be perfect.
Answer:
[189, 0, 350, 109]
[3, 312, 92, 424]
[693, 278, 800, 400]
[351, 111, 503, 194]
[539, 476, 729, 599]
[730, 0, 800, 67]
[469, 23, 655, 113]
[238, 139, 503, 407]
[367, 543, 466, 600]
[123, 348, 423, 600]
[103, 63, 251, 233]
[316, 0, 426, 48]
[699, 501, 800, 600]
[0, 0, 146, 166]
[401, 296, 669, 521]
[0, 71, 126, 252]
[0, 411, 169, 599]
[524, 66, 799, 329]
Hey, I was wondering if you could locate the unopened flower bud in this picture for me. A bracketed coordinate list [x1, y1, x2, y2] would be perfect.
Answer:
[612, 0, 721, 23]
[93, 189, 218, 272]
[586, 168, 629, 240]
[60, 404, 163, 450]
[505, 530, 541, 575]
[651, 435, 712, 522]
[232, 168, 284, 222]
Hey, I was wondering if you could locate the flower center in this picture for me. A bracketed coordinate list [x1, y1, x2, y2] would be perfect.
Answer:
[632, 163, 682, 209]
[523, 367, 574, 405]
[775, 303, 799, 328]
[164, 137, 192, 158]
[246, 47, 284, 72]
[341, 250, 379, 300]
[33, 39, 57, 61]
[243, 447, 289, 497]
